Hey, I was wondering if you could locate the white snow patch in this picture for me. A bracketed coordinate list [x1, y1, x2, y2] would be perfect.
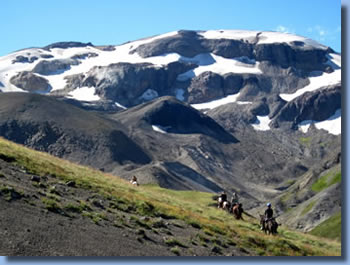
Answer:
[177, 53, 261, 81]
[325, 53, 341, 69]
[298, 109, 341, 135]
[236, 101, 252, 105]
[140, 89, 158, 101]
[298, 121, 311, 133]
[68, 86, 100, 101]
[175, 88, 185, 101]
[252, 115, 271, 131]
[199, 30, 328, 50]
[279, 69, 341, 102]
[127, 31, 179, 50]
[0, 48, 47, 92]
[152, 125, 170, 134]
[199, 30, 260, 42]
[0, 33, 180, 92]
[115, 102, 127, 110]
[280, 53, 341, 102]
[191, 93, 241, 110]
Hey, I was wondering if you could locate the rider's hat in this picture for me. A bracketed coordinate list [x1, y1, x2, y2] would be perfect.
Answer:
[267, 202, 271, 207]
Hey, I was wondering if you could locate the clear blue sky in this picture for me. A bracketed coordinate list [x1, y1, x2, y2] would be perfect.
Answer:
[2, 0, 341, 56]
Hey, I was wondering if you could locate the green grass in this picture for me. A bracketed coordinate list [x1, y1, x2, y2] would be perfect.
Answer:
[301, 201, 316, 216]
[63, 201, 91, 214]
[299, 137, 311, 146]
[0, 137, 341, 256]
[312, 170, 341, 193]
[309, 212, 341, 241]
[0, 184, 24, 201]
[170, 246, 181, 255]
[164, 237, 188, 248]
[41, 197, 62, 213]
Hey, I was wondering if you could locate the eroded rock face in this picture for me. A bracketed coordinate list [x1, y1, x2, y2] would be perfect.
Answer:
[131, 30, 332, 74]
[130, 30, 208, 58]
[71, 52, 98, 60]
[187, 72, 224, 103]
[43, 41, 93, 50]
[32, 59, 80, 75]
[64, 61, 196, 107]
[272, 84, 341, 128]
[10, 72, 51, 93]
[12, 55, 39, 64]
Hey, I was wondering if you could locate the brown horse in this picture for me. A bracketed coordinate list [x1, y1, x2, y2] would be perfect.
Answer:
[260, 215, 278, 235]
[232, 203, 244, 220]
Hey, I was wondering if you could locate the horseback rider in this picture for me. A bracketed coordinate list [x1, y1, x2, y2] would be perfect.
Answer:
[218, 191, 227, 208]
[130, 176, 139, 186]
[220, 191, 227, 202]
[261, 202, 273, 230]
[230, 192, 239, 205]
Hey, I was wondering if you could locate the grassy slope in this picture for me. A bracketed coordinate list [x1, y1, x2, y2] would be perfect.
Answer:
[0, 137, 341, 256]
[309, 212, 341, 241]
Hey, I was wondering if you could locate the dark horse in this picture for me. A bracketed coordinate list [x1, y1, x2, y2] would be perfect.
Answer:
[260, 215, 278, 235]
[232, 203, 244, 220]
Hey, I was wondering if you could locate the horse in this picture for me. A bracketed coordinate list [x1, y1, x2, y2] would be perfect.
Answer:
[130, 176, 139, 186]
[217, 197, 224, 208]
[222, 201, 231, 212]
[130, 180, 139, 186]
[260, 215, 278, 235]
[232, 203, 244, 220]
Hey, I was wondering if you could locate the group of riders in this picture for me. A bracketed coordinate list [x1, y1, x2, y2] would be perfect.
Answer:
[217, 191, 278, 234]
[130, 177, 278, 234]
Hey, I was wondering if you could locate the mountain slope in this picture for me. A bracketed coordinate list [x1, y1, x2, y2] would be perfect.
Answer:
[0, 30, 341, 136]
[0, 137, 341, 256]
[0, 29, 342, 234]
[0, 92, 151, 170]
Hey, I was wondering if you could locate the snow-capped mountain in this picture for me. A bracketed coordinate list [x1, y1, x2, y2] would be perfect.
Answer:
[0, 30, 342, 232]
[0, 30, 341, 135]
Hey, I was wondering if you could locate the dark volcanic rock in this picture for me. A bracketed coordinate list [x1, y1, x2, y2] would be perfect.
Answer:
[40, 54, 54, 59]
[187, 72, 224, 103]
[59, 97, 121, 113]
[32, 59, 80, 75]
[64, 62, 196, 107]
[43, 41, 93, 50]
[223, 74, 244, 95]
[10, 72, 52, 93]
[71, 52, 98, 60]
[249, 98, 269, 116]
[202, 39, 254, 59]
[12, 55, 39, 64]
[272, 84, 341, 128]
[130, 30, 208, 58]
[0, 93, 151, 169]
[142, 97, 238, 143]
[255, 43, 332, 72]
[131, 30, 332, 74]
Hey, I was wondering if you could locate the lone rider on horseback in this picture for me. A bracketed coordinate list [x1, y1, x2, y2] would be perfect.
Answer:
[218, 191, 227, 208]
[261, 202, 273, 230]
